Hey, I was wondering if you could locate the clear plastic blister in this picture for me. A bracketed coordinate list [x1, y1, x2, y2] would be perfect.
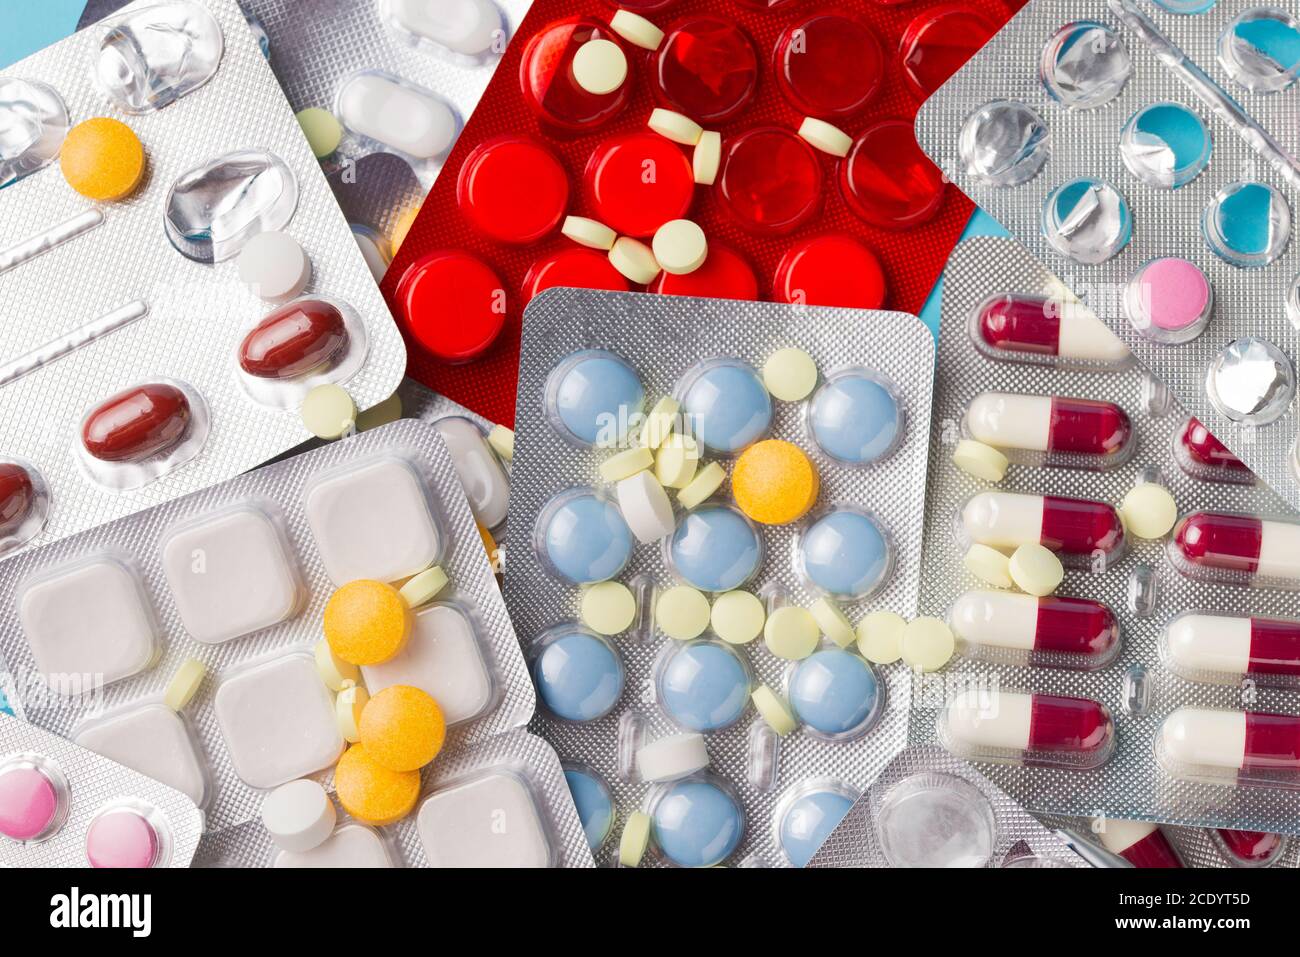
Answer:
[0, 420, 533, 833]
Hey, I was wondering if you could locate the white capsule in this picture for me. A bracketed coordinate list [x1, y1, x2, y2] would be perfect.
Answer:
[337, 73, 456, 160]
[433, 416, 509, 529]
[1098, 819, 1157, 855]
[950, 591, 1039, 653]
[943, 689, 1034, 752]
[1161, 707, 1246, 770]
[1058, 304, 1130, 363]
[966, 393, 1052, 453]
[1164, 613, 1252, 676]
[961, 492, 1044, 550]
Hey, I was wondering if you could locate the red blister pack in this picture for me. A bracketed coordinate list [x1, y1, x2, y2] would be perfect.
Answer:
[381, 0, 1023, 427]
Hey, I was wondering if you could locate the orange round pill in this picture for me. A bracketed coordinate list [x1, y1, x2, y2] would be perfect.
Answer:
[60, 117, 145, 201]
[731, 439, 820, 525]
[358, 685, 446, 772]
[333, 743, 420, 825]
[323, 580, 410, 665]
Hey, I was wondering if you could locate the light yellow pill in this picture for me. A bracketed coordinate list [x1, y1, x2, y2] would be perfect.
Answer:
[600, 446, 654, 482]
[336, 683, 370, 743]
[764, 606, 820, 660]
[953, 439, 1009, 482]
[901, 617, 955, 672]
[487, 424, 514, 462]
[1008, 543, 1064, 597]
[1120, 483, 1178, 540]
[620, 810, 651, 867]
[964, 543, 1013, 588]
[677, 462, 726, 510]
[581, 581, 637, 635]
[296, 107, 342, 158]
[798, 116, 853, 157]
[657, 585, 711, 640]
[164, 659, 205, 711]
[640, 396, 680, 450]
[315, 639, 360, 691]
[562, 215, 617, 251]
[398, 565, 448, 608]
[610, 9, 664, 50]
[751, 684, 796, 736]
[301, 383, 356, 439]
[856, 610, 906, 664]
[710, 590, 765, 644]
[762, 348, 818, 402]
[810, 597, 855, 648]
[693, 130, 721, 186]
[572, 38, 627, 95]
[609, 236, 660, 284]
[648, 108, 703, 146]
[656, 433, 700, 488]
[652, 219, 708, 275]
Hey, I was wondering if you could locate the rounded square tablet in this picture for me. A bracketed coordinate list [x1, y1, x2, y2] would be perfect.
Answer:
[361, 603, 493, 725]
[304, 456, 443, 584]
[75, 704, 208, 806]
[161, 504, 302, 645]
[273, 824, 393, 868]
[213, 654, 344, 789]
[416, 770, 553, 867]
[18, 555, 158, 689]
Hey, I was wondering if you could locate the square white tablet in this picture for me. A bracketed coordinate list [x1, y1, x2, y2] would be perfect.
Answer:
[361, 603, 493, 725]
[417, 771, 553, 867]
[75, 704, 208, 806]
[213, 654, 343, 789]
[273, 824, 393, 868]
[304, 455, 442, 585]
[18, 555, 158, 688]
[161, 504, 302, 645]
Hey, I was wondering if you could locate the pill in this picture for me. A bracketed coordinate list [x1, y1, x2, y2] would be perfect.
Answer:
[60, 117, 145, 200]
[963, 543, 1013, 588]
[565, 765, 614, 851]
[336, 683, 368, 742]
[300, 383, 356, 439]
[807, 372, 901, 465]
[974, 294, 1130, 365]
[1164, 612, 1300, 678]
[1171, 511, 1300, 585]
[900, 617, 955, 672]
[617, 470, 675, 542]
[950, 592, 1120, 663]
[572, 37, 628, 95]
[1008, 543, 1063, 597]
[85, 809, 158, 868]
[1178, 417, 1248, 478]
[0, 764, 60, 842]
[608, 236, 661, 284]
[533, 629, 625, 722]
[680, 360, 772, 454]
[677, 462, 726, 510]
[648, 108, 703, 146]
[1160, 707, 1300, 773]
[619, 810, 651, 867]
[315, 637, 360, 691]
[1217, 829, 1286, 866]
[1123, 257, 1213, 344]
[334, 743, 420, 826]
[1098, 820, 1182, 868]
[600, 446, 653, 483]
[387, 0, 501, 56]
[563, 215, 617, 251]
[764, 606, 820, 660]
[652, 219, 708, 275]
[799, 508, 891, 599]
[458, 135, 569, 245]
[611, 9, 664, 50]
[337, 72, 456, 160]
[669, 504, 761, 592]
[581, 581, 637, 635]
[655, 433, 700, 488]
[961, 492, 1126, 560]
[953, 439, 1009, 483]
[396, 251, 508, 363]
[324, 580, 410, 666]
[693, 130, 721, 185]
[239, 299, 346, 379]
[789, 649, 880, 735]
[163, 659, 205, 712]
[295, 107, 341, 157]
[400, 568, 450, 611]
[810, 597, 855, 649]
[658, 640, 750, 732]
[710, 590, 765, 645]
[762, 348, 817, 402]
[855, 610, 906, 664]
[432, 417, 509, 529]
[650, 778, 744, 868]
[966, 393, 1133, 462]
[0, 463, 36, 540]
[358, 685, 445, 771]
[261, 779, 337, 853]
[236, 232, 312, 303]
[639, 396, 680, 450]
[732, 440, 819, 526]
[277, 823, 392, 868]
[549, 350, 645, 446]
[942, 690, 1114, 766]
[637, 733, 710, 782]
[751, 684, 796, 736]
[539, 491, 633, 584]
[81, 381, 191, 464]
[780, 788, 855, 868]
[1120, 484, 1178, 540]
[657, 585, 711, 640]
[798, 116, 852, 157]
[488, 425, 514, 461]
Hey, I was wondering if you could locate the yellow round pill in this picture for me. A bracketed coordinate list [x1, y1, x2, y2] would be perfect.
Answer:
[731, 439, 819, 526]
[856, 610, 906, 664]
[901, 616, 955, 672]
[657, 585, 711, 640]
[655, 434, 700, 488]
[398, 565, 449, 608]
[358, 685, 446, 772]
[1120, 483, 1178, 540]
[810, 597, 855, 648]
[963, 543, 1013, 589]
[751, 684, 796, 735]
[301, 383, 357, 440]
[764, 605, 820, 660]
[314, 638, 360, 691]
[953, 439, 1009, 483]
[678, 462, 726, 510]
[164, 659, 205, 711]
[296, 107, 342, 158]
[334, 743, 420, 826]
[619, 810, 651, 867]
[582, 581, 637, 635]
[762, 348, 818, 401]
[710, 590, 765, 644]
[392, 205, 421, 252]
[323, 580, 410, 665]
[1008, 543, 1064, 597]
[60, 117, 145, 200]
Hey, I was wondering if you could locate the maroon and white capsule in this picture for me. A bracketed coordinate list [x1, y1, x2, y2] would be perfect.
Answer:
[961, 491, 1126, 562]
[1164, 612, 1300, 680]
[949, 591, 1120, 669]
[1175, 417, 1251, 483]
[1098, 820, 1182, 868]
[1215, 829, 1286, 866]
[973, 294, 1130, 366]
[965, 392, 1132, 466]
[941, 689, 1114, 769]
[1170, 511, 1300, 587]
[1160, 707, 1300, 780]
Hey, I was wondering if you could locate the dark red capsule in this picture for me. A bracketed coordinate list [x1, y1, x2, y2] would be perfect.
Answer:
[0, 463, 35, 537]
[82, 383, 191, 463]
[239, 300, 348, 380]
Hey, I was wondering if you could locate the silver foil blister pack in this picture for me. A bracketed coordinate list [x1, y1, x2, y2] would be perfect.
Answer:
[913, 235, 1300, 832]
[0, 419, 533, 834]
[916, 0, 1300, 510]
[506, 289, 934, 867]
[0, 0, 407, 556]
[1044, 812, 1298, 868]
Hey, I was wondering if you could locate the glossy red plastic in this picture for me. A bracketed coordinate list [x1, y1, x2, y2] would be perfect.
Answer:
[238, 300, 348, 380]
[650, 244, 759, 300]
[653, 17, 758, 122]
[1173, 512, 1263, 575]
[716, 127, 823, 235]
[976, 294, 1060, 356]
[840, 120, 946, 229]
[1027, 693, 1113, 757]
[457, 136, 569, 244]
[584, 132, 694, 237]
[1047, 398, 1132, 458]
[520, 18, 631, 131]
[1242, 712, 1300, 771]
[1120, 829, 1183, 868]
[772, 235, 886, 308]
[899, 3, 1001, 98]
[0, 463, 35, 537]
[774, 14, 884, 119]
[1041, 495, 1125, 557]
[396, 251, 507, 363]
[522, 248, 630, 305]
[1035, 596, 1119, 657]
[82, 383, 191, 463]
[1216, 829, 1285, 865]
[1179, 417, 1249, 474]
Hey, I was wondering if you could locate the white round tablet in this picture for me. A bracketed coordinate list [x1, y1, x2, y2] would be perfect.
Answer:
[694, 131, 721, 186]
[652, 219, 708, 276]
[617, 470, 675, 543]
[572, 38, 627, 96]
[609, 236, 661, 284]
[261, 778, 337, 853]
[636, 733, 710, 782]
[238, 231, 311, 302]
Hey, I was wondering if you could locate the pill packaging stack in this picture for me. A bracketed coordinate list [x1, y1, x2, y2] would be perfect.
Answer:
[0, 713, 202, 868]
[914, 236, 1300, 832]
[1045, 814, 1298, 869]
[191, 731, 593, 867]
[916, 0, 1300, 512]
[505, 289, 934, 868]
[0, 0, 407, 561]
[0, 420, 533, 834]
[378, 0, 1023, 427]
[805, 747, 1088, 868]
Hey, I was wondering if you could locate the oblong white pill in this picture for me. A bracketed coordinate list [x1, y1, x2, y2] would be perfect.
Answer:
[609, 236, 661, 284]
[261, 778, 337, 853]
[572, 38, 627, 95]
[652, 219, 708, 275]
[798, 117, 852, 157]
[434, 416, 510, 528]
[636, 732, 710, 782]
[1164, 613, 1252, 675]
[649, 108, 703, 146]
[966, 393, 1052, 453]
[563, 215, 617, 251]
[388, 0, 502, 56]
[238, 231, 311, 303]
[337, 72, 456, 160]
[617, 470, 675, 542]
[1160, 707, 1246, 770]
[693, 131, 721, 185]
[611, 9, 664, 50]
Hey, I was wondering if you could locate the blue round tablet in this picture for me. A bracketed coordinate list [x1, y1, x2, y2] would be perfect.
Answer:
[658, 640, 751, 732]
[540, 491, 634, 584]
[1119, 102, 1211, 190]
[788, 649, 880, 737]
[799, 509, 891, 599]
[549, 350, 645, 446]
[651, 777, 744, 868]
[668, 505, 762, 593]
[779, 788, 855, 868]
[563, 764, 615, 851]
[809, 373, 902, 465]
[533, 630, 625, 722]
[1203, 181, 1291, 267]
[680, 361, 772, 453]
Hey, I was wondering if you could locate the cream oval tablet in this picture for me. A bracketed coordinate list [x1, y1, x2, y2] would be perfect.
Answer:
[388, 0, 502, 57]
[433, 416, 510, 529]
[336, 72, 457, 160]
[617, 470, 675, 542]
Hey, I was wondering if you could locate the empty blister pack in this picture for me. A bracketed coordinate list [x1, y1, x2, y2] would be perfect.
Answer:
[0, 713, 202, 868]
[0, 0, 406, 556]
[0, 420, 532, 834]
[806, 746, 1088, 868]
[916, 0, 1300, 511]
[911, 235, 1300, 832]
[1045, 813, 1295, 868]
[192, 730, 593, 867]
[505, 289, 935, 868]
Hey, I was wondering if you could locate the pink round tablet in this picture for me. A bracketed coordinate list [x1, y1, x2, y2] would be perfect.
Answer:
[0, 765, 59, 841]
[1138, 258, 1211, 331]
[86, 808, 158, 868]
